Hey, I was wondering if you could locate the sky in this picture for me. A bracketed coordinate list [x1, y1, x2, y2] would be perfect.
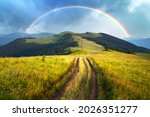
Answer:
[0, 0, 150, 38]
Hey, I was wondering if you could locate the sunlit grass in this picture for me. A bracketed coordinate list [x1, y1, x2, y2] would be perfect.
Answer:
[0, 51, 149, 100]
[61, 57, 85, 99]
[0, 56, 74, 99]
[61, 57, 92, 100]
[91, 51, 150, 99]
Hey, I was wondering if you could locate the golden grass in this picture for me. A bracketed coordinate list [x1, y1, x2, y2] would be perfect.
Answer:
[0, 51, 149, 100]
[91, 51, 150, 99]
[0, 56, 74, 99]
[61, 57, 85, 99]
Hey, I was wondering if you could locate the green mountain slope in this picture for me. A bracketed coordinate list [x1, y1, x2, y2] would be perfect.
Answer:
[80, 32, 150, 53]
[0, 32, 149, 57]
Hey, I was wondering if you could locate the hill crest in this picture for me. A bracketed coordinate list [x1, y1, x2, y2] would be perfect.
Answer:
[0, 32, 149, 57]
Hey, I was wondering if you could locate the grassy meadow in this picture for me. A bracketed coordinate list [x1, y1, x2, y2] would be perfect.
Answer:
[0, 56, 74, 99]
[0, 51, 150, 100]
[91, 51, 150, 99]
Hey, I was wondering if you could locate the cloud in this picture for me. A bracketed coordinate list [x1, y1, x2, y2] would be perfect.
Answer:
[0, 23, 24, 34]
[0, 0, 150, 37]
[27, 9, 128, 38]
[0, 0, 44, 33]
[99, 0, 150, 37]
[128, 0, 150, 12]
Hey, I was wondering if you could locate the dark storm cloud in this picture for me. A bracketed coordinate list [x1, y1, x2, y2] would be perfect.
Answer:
[0, 0, 150, 37]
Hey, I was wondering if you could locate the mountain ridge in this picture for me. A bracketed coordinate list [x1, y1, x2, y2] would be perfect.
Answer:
[0, 32, 149, 57]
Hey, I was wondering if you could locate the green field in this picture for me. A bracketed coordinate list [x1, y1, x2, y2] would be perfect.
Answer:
[0, 51, 150, 100]
[91, 51, 150, 99]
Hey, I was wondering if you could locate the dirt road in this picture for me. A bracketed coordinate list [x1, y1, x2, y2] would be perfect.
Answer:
[53, 57, 98, 100]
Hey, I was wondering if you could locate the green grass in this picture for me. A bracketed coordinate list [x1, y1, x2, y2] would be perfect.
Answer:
[25, 36, 59, 44]
[69, 48, 101, 55]
[0, 51, 150, 100]
[135, 53, 150, 60]
[61, 57, 91, 100]
[91, 51, 150, 99]
[73, 35, 104, 51]
[0, 56, 74, 99]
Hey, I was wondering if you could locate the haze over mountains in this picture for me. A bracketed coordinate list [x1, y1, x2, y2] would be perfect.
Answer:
[0, 32, 54, 46]
[125, 37, 150, 49]
[0, 32, 149, 57]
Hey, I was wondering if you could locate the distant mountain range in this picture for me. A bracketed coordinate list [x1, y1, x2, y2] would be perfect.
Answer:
[0, 32, 54, 46]
[125, 37, 150, 49]
[0, 32, 149, 57]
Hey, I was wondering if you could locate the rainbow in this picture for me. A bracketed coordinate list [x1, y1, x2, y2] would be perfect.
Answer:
[26, 6, 130, 37]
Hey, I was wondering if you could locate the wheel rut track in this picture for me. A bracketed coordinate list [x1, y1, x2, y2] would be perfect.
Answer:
[41, 58, 76, 99]
[52, 58, 80, 100]
[86, 57, 98, 100]
[52, 58, 76, 85]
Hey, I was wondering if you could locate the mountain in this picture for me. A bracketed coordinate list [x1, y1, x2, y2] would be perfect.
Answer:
[0, 32, 54, 46]
[80, 32, 150, 53]
[0, 32, 149, 57]
[126, 37, 150, 49]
